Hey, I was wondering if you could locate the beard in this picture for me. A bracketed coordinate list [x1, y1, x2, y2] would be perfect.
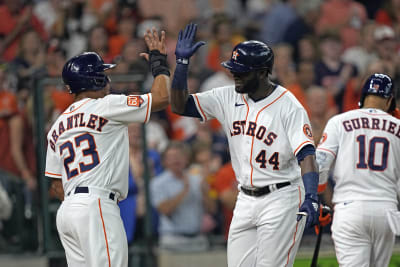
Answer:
[234, 75, 260, 94]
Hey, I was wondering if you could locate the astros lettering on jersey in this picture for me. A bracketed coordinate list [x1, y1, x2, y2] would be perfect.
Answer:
[192, 84, 314, 187]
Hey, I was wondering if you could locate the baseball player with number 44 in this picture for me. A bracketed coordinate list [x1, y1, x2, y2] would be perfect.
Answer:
[317, 73, 400, 267]
[171, 23, 321, 267]
[45, 28, 170, 266]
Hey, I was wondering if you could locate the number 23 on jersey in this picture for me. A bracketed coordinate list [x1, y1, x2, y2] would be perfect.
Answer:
[60, 133, 100, 179]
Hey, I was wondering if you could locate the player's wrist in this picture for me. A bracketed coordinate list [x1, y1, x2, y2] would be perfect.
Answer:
[149, 50, 170, 77]
[176, 57, 189, 65]
[172, 63, 189, 91]
[302, 171, 319, 195]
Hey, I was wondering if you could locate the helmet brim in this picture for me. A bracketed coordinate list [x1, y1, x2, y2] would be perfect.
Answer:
[102, 63, 117, 71]
[221, 60, 251, 73]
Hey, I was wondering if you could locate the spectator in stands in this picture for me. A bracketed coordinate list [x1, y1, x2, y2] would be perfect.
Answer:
[374, 25, 399, 80]
[314, 31, 357, 112]
[206, 13, 245, 72]
[209, 162, 237, 241]
[87, 25, 112, 63]
[119, 122, 163, 244]
[150, 141, 214, 252]
[341, 22, 378, 74]
[316, 0, 368, 49]
[137, 0, 197, 35]
[283, 0, 321, 60]
[200, 43, 234, 92]
[108, 17, 137, 58]
[375, 0, 400, 30]
[306, 86, 337, 144]
[0, 0, 47, 62]
[296, 36, 319, 63]
[9, 30, 46, 86]
[271, 43, 296, 87]
[257, 0, 299, 45]
[0, 65, 36, 191]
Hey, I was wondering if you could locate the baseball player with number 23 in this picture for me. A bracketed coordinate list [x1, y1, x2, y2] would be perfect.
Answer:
[45, 28, 170, 266]
[171, 23, 321, 267]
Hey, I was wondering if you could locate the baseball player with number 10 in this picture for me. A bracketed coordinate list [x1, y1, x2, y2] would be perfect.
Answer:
[317, 73, 400, 267]
[171, 23, 320, 267]
[45, 28, 170, 267]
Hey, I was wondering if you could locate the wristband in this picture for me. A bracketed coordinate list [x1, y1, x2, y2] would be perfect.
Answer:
[149, 50, 170, 77]
[172, 63, 189, 91]
[302, 171, 319, 195]
[176, 58, 189, 65]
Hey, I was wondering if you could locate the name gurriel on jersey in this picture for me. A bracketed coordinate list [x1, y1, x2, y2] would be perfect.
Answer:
[343, 116, 400, 138]
[49, 112, 109, 151]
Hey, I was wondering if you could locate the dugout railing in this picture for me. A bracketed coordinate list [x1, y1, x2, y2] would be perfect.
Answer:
[33, 73, 157, 267]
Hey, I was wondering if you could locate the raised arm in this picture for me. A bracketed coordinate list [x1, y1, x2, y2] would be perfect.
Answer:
[141, 28, 171, 112]
[171, 23, 205, 114]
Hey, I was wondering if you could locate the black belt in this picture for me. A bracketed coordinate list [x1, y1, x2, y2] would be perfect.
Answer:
[71, 186, 117, 201]
[240, 182, 291, 197]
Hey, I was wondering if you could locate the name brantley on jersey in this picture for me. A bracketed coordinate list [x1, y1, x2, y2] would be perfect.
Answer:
[48, 112, 109, 151]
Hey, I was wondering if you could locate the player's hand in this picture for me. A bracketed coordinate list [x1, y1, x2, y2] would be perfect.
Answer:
[140, 27, 166, 61]
[175, 23, 205, 64]
[297, 193, 319, 228]
[314, 204, 332, 235]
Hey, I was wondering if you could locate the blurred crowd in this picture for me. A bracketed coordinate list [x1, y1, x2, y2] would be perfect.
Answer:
[0, 0, 400, 253]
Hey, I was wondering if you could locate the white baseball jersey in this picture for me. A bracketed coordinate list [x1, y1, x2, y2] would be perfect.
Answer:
[45, 93, 152, 200]
[317, 108, 400, 204]
[193, 85, 315, 187]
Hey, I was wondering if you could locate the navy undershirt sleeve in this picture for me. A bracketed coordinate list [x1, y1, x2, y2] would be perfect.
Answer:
[182, 95, 201, 118]
[296, 144, 315, 164]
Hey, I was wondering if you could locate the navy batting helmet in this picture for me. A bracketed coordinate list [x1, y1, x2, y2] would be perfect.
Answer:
[62, 52, 116, 94]
[221, 40, 274, 74]
[359, 73, 396, 112]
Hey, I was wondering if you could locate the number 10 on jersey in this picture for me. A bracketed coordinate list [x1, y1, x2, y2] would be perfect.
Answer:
[356, 135, 389, 171]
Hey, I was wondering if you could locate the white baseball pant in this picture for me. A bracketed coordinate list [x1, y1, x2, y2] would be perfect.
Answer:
[56, 189, 128, 267]
[332, 200, 396, 267]
[227, 184, 305, 267]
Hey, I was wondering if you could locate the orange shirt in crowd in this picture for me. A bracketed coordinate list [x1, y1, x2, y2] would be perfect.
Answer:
[210, 162, 237, 240]
[50, 89, 74, 114]
[0, 91, 35, 176]
[287, 83, 337, 117]
[0, 5, 48, 61]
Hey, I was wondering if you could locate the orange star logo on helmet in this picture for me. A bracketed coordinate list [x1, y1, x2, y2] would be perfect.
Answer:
[232, 50, 239, 60]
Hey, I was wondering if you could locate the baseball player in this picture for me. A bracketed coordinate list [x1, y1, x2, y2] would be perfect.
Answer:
[317, 73, 400, 267]
[171, 23, 320, 267]
[45, 28, 170, 267]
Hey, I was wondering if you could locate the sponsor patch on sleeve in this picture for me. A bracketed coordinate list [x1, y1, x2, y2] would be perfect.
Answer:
[303, 124, 314, 140]
[319, 132, 327, 145]
[127, 96, 144, 107]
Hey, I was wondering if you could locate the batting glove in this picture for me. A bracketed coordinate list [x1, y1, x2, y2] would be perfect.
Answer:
[175, 23, 205, 64]
[297, 193, 319, 228]
[314, 204, 332, 235]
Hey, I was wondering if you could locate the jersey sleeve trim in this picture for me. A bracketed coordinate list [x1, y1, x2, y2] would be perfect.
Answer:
[293, 140, 314, 155]
[317, 147, 337, 157]
[63, 99, 92, 115]
[45, 171, 62, 178]
[193, 94, 208, 121]
[144, 93, 151, 123]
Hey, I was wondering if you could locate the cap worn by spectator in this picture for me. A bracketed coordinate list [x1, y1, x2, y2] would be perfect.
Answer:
[374, 25, 395, 41]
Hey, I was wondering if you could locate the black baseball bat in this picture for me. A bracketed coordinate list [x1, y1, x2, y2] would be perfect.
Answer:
[310, 224, 323, 267]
